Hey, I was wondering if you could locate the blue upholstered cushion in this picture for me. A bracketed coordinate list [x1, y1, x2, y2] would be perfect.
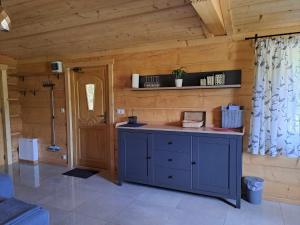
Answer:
[0, 198, 49, 225]
[0, 198, 37, 223]
[0, 173, 14, 199]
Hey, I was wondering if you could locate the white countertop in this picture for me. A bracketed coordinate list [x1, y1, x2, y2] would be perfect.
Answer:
[117, 124, 244, 136]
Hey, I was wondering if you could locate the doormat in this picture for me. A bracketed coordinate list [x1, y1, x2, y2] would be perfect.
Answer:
[63, 168, 98, 179]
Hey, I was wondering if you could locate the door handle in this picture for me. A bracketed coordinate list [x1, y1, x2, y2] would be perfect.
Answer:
[97, 112, 107, 123]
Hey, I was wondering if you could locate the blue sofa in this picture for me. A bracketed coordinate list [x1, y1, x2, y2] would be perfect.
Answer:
[0, 173, 49, 225]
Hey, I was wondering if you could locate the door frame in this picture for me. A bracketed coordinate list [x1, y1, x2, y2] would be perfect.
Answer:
[64, 59, 115, 176]
[0, 64, 12, 166]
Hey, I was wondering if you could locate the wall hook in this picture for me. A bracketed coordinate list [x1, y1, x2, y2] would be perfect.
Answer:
[19, 90, 26, 96]
[29, 88, 38, 96]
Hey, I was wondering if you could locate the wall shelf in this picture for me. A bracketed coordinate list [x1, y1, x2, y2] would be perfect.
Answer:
[130, 84, 241, 91]
[8, 98, 19, 101]
[10, 114, 20, 118]
[135, 70, 242, 90]
[11, 132, 21, 136]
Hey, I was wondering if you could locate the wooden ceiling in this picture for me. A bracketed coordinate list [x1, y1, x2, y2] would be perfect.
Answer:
[0, 0, 299, 59]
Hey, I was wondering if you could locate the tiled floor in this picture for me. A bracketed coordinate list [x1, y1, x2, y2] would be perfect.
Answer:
[1, 163, 300, 225]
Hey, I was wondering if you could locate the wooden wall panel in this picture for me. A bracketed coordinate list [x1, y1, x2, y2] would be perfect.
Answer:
[7, 74, 21, 162]
[19, 75, 68, 165]
[17, 39, 300, 204]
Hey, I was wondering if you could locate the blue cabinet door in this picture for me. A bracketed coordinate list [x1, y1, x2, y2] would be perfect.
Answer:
[120, 131, 151, 184]
[192, 136, 236, 195]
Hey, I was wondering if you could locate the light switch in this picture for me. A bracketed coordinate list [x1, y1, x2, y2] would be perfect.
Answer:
[116, 108, 125, 115]
[60, 108, 65, 113]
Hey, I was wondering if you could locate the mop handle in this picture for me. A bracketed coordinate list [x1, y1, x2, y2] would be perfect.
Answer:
[50, 86, 56, 146]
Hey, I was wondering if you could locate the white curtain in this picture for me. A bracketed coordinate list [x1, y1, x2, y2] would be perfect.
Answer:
[248, 36, 300, 157]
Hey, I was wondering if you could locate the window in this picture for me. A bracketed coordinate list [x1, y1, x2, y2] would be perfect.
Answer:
[85, 84, 95, 111]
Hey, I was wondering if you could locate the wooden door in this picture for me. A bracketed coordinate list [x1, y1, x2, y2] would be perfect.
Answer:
[192, 136, 236, 195]
[74, 66, 109, 169]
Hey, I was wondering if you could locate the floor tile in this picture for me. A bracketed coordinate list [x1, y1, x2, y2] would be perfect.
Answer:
[41, 204, 72, 225]
[58, 212, 111, 225]
[280, 202, 300, 225]
[224, 200, 284, 225]
[74, 192, 135, 221]
[108, 200, 172, 225]
[176, 193, 230, 219]
[38, 186, 102, 211]
[134, 186, 185, 208]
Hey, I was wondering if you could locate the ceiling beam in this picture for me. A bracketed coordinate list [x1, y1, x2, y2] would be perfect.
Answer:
[219, 0, 233, 35]
[191, 0, 226, 36]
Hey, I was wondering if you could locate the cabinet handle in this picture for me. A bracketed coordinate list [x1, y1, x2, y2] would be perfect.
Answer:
[168, 158, 173, 162]
[168, 175, 173, 179]
[146, 156, 151, 160]
[192, 161, 196, 165]
[168, 141, 173, 145]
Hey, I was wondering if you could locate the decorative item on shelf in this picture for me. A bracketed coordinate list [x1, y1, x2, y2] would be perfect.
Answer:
[154, 76, 160, 88]
[143, 76, 159, 88]
[207, 75, 215, 86]
[214, 73, 225, 85]
[221, 104, 244, 128]
[182, 111, 206, 128]
[172, 67, 186, 88]
[144, 76, 149, 88]
[200, 78, 207, 86]
[132, 73, 139, 88]
[128, 116, 137, 124]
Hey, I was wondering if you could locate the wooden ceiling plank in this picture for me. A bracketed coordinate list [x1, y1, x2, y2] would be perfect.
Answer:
[230, 0, 282, 9]
[231, 0, 300, 19]
[0, 13, 204, 58]
[7, 0, 187, 27]
[0, 6, 200, 48]
[233, 9, 300, 33]
[0, 0, 189, 41]
[1, 18, 203, 54]
[191, 0, 226, 36]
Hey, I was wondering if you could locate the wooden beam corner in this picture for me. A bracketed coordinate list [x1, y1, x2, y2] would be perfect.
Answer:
[191, 0, 226, 36]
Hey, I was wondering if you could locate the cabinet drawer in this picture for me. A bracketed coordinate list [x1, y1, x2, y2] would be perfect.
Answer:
[153, 166, 191, 189]
[153, 133, 190, 152]
[154, 151, 190, 170]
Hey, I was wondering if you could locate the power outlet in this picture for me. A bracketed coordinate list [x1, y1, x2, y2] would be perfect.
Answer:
[61, 154, 67, 160]
[116, 108, 125, 115]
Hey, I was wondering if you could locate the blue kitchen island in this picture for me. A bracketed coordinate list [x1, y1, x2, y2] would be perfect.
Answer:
[117, 125, 244, 208]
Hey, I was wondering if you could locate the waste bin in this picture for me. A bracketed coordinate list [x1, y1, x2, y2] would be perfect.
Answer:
[243, 176, 264, 204]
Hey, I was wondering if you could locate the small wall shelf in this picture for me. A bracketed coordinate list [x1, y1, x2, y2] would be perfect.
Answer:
[133, 70, 242, 91]
[131, 84, 241, 91]
[10, 114, 20, 118]
[11, 132, 21, 136]
[8, 98, 19, 101]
